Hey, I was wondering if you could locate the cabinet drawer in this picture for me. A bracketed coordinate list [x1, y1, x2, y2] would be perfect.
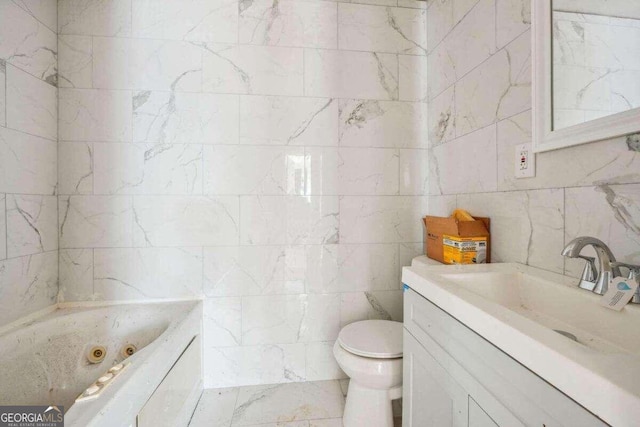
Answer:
[404, 289, 607, 427]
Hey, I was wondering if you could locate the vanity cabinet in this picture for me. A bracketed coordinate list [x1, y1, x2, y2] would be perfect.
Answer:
[402, 289, 608, 427]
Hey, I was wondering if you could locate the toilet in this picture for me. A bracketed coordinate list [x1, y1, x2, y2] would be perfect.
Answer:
[333, 320, 403, 427]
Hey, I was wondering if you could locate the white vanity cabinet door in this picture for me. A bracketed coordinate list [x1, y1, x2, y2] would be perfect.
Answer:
[403, 330, 468, 427]
[469, 398, 498, 427]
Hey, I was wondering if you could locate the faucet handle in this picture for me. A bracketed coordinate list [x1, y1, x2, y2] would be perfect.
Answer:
[610, 261, 640, 274]
[577, 255, 597, 291]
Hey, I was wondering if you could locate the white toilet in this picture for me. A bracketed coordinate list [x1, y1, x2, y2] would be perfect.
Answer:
[333, 320, 403, 427]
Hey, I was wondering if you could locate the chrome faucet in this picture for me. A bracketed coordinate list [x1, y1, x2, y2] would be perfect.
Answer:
[561, 237, 621, 295]
[562, 236, 640, 304]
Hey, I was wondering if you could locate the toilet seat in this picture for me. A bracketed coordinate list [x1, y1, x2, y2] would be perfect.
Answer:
[337, 320, 403, 359]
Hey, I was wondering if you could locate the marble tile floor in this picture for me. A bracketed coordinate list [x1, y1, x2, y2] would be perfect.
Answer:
[188, 380, 402, 427]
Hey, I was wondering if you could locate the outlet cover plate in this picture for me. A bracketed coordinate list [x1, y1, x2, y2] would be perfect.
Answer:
[515, 143, 536, 179]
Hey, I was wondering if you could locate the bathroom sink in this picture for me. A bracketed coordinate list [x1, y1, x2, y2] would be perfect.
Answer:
[402, 260, 640, 426]
[439, 268, 640, 354]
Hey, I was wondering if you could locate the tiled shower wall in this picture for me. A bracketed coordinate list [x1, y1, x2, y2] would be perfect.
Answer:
[427, 0, 640, 279]
[56, 0, 428, 387]
[0, 1, 58, 327]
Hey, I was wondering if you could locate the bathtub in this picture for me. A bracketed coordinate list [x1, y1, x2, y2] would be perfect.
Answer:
[0, 300, 203, 427]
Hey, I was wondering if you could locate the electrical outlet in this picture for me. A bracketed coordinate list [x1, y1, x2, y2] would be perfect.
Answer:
[514, 143, 535, 179]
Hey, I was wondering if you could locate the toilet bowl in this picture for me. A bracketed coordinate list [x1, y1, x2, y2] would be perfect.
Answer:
[333, 320, 403, 427]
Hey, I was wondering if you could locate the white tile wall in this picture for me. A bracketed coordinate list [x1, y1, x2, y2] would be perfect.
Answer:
[400, 149, 429, 195]
[496, 0, 530, 48]
[93, 143, 203, 195]
[0, 195, 6, 261]
[0, 3, 58, 327]
[340, 290, 403, 326]
[133, 92, 239, 145]
[430, 124, 497, 195]
[56, 0, 428, 390]
[132, 196, 240, 247]
[6, 65, 57, 140]
[0, 61, 5, 127]
[338, 4, 427, 54]
[302, 244, 401, 293]
[311, 148, 399, 196]
[0, 252, 58, 326]
[240, 96, 337, 146]
[203, 146, 302, 195]
[59, 195, 133, 248]
[241, 294, 341, 345]
[239, 196, 287, 245]
[202, 45, 304, 95]
[59, 89, 132, 141]
[428, 0, 496, 99]
[304, 50, 398, 100]
[426, 0, 454, 52]
[204, 297, 242, 347]
[58, 0, 132, 37]
[58, 249, 93, 301]
[93, 247, 203, 299]
[339, 196, 427, 243]
[427, 85, 455, 146]
[13, 1, 57, 32]
[454, 30, 530, 136]
[427, 0, 640, 284]
[338, 100, 426, 148]
[0, 127, 57, 195]
[132, 0, 238, 43]
[398, 54, 427, 101]
[6, 195, 58, 258]
[0, 1, 57, 84]
[99, 39, 203, 91]
[286, 196, 340, 244]
[565, 185, 640, 278]
[457, 189, 565, 273]
[240, 0, 337, 48]
[204, 246, 294, 297]
[58, 142, 93, 195]
[58, 35, 92, 88]
[305, 343, 345, 381]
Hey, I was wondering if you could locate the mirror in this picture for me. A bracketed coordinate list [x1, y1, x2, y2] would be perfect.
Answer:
[552, 0, 640, 130]
[533, 0, 640, 152]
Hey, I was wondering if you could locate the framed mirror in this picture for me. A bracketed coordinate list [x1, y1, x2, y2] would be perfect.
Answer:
[533, 0, 640, 152]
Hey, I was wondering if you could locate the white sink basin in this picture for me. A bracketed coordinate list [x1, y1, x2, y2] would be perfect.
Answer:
[441, 269, 640, 354]
[402, 260, 640, 427]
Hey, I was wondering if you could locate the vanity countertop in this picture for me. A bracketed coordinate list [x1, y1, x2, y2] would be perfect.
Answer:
[403, 258, 640, 427]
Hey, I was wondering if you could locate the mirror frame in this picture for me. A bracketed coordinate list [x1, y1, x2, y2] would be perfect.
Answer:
[532, 0, 640, 153]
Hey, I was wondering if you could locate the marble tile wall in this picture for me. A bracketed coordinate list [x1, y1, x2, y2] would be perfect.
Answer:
[427, 0, 640, 278]
[56, 0, 428, 388]
[0, 1, 59, 327]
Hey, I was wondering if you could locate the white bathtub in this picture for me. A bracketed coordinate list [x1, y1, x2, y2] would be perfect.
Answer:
[0, 300, 203, 427]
